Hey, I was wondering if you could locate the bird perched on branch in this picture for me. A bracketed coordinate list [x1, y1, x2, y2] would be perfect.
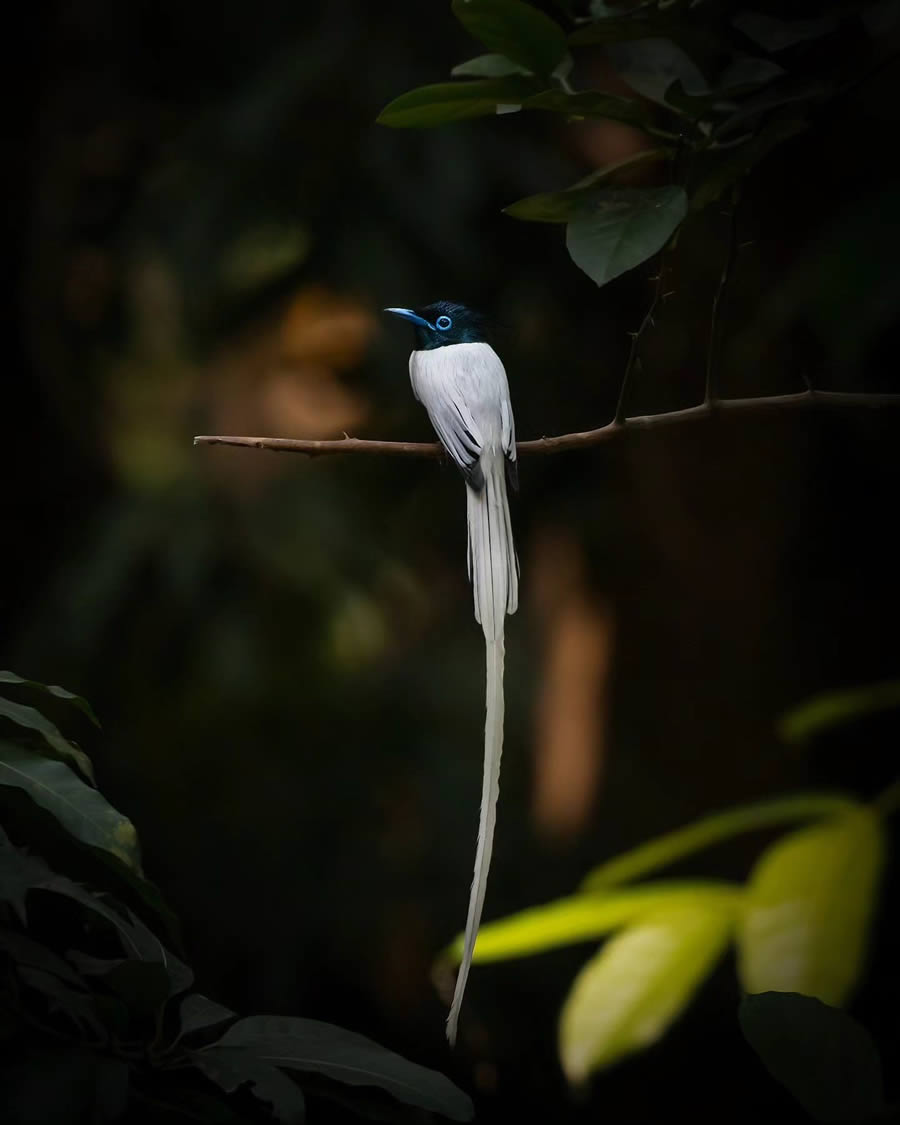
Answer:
[385, 301, 518, 1045]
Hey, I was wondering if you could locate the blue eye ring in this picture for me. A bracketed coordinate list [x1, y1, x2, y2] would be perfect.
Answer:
[435, 315, 452, 331]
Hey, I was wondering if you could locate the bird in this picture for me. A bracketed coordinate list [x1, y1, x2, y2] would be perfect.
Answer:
[385, 301, 518, 1045]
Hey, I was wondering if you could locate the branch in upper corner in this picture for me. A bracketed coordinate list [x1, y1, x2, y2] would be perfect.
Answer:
[193, 390, 900, 460]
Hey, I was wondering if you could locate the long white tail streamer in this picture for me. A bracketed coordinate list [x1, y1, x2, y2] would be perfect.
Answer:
[447, 451, 517, 1045]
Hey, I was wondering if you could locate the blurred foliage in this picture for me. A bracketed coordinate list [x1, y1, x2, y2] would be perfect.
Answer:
[1, 674, 473, 1124]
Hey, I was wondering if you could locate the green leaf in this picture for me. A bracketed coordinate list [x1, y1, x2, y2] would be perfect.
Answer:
[211, 1015, 474, 1121]
[0, 925, 87, 987]
[524, 89, 656, 129]
[451, 0, 568, 76]
[559, 898, 736, 1080]
[377, 77, 546, 128]
[604, 37, 708, 106]
[451, 53, 531, 77]
[177, 993, 237, 1040]
[18, 967, 107, 1040]
[732, 11, 840, 52]
[778, 680, 900, 745]
[192, 1047, 306, 1125]
[0, 742, 140, 871]
[0, 696, 95, 783]
[441, 882, 741, 964]
[0, 671, 100, 728]
[690, 117, 808, 211]
[0, 835, 54, 924]
[714, 78, 830, 138]
[106, 960, 172, 1018]
[737, 809, 885, 1006]
[582, 793, 858, 890]
[739, 993, 886, 1123]
[565, 185, 687, 287]
[504, 149, 668, 223]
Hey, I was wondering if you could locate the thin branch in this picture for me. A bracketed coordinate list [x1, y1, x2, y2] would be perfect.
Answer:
[706, 192, 741, 406]
[194, 390, 900, 459]
[615, 249, 670, 425]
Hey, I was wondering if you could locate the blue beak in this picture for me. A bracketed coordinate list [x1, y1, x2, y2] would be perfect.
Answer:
[384, 307, 432, 330]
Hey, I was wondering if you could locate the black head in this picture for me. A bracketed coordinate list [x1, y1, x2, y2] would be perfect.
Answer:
[384, 301, 489, 350]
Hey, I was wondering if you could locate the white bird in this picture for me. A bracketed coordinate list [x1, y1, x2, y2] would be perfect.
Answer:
[386, 301, 518, 1045]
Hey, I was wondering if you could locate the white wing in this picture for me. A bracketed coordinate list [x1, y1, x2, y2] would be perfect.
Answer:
[409, 342, 515, 482]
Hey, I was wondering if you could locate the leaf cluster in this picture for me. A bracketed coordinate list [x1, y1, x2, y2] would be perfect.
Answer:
[377, 0, 890, 288]
[1, 673, 473, 1125]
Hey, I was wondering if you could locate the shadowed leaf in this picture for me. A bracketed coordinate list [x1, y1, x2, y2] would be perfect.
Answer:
[504, 150, 668, 223]
[211, 1015, 474, 1121]
[0, 671, 101, 728]
[0, 697, 95, 783]
[739, 992, 886, 1123]
[377, 77, 545, 127]
[177, 993, 237, 1040]
[565, 186, 687, 287]
[451, 0, 568, 76]
[451, 53, 530, 77]
[0, 742, 140, 871]
[193, 1047, 306, 1124]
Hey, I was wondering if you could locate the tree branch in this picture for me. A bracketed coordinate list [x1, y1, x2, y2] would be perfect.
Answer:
[194, 390, 900, 459]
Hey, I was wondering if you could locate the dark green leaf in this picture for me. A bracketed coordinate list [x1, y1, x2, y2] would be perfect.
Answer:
[177, 993, 237, 1040]
[565, 185, 687, 287]
[0, 838, 54, 924]
[377, 77, 546, 128]
[192, 1047, 306, 1125]
[778, 680, 900, 745]
[732, 10, 840, 51]
[0, 697, 95, 783]
[106, 960, 172, 1017]
[0, 742, 141, 872]
[719, 55, 785, 89]
[739, 993, 886, 1123]
[0, 925, 86, 986]
[66, 950, 126, 976]
[604, 37, 708, 105]
[737, 809, 884, 1006]
[504, 149, 668, 222]
[17, 967, 106, 1039]
[211, 1015, 474, 1121]
[714, 78, 830, 137]
[691, 118, 808, 211]
[451, 53, 531, 78]
[524, 89, 654, 129]
[569, 15, 725, 55]
[451, 0, 568, 76]
[0, 671, 101, 728]
[560, 898, 736, 1079]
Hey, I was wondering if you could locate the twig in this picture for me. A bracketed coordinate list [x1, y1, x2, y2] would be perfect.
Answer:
[194, 390, 900, 459]
[615, 250, 670, 425]
[706, 193, 741, 406]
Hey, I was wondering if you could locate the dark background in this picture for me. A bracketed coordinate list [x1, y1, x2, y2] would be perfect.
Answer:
[4, 1, 900, 1121]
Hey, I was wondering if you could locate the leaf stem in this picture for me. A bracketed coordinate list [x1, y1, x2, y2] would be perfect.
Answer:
[706, 189, 740, 406]
[581, 792, 859, 890]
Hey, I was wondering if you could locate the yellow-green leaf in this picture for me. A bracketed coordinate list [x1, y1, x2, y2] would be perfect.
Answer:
[0, 696, 95, 783]
[452, 0, 568, 77]
[737, 809, 884, 1006]
[778, 680, 900, 745]
[0, 741, 141, 873]
[441, 881, 741, 965]
[559, 898, 736, 1080]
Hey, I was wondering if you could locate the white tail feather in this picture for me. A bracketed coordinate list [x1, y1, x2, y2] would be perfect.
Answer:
[447, 452, 516, 1045]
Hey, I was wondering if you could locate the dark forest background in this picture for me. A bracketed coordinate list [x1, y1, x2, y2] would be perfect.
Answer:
[4, 1, 900, 1122]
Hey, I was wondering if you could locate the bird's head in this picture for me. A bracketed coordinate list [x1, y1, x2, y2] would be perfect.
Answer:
[384, 301, 488, 351]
